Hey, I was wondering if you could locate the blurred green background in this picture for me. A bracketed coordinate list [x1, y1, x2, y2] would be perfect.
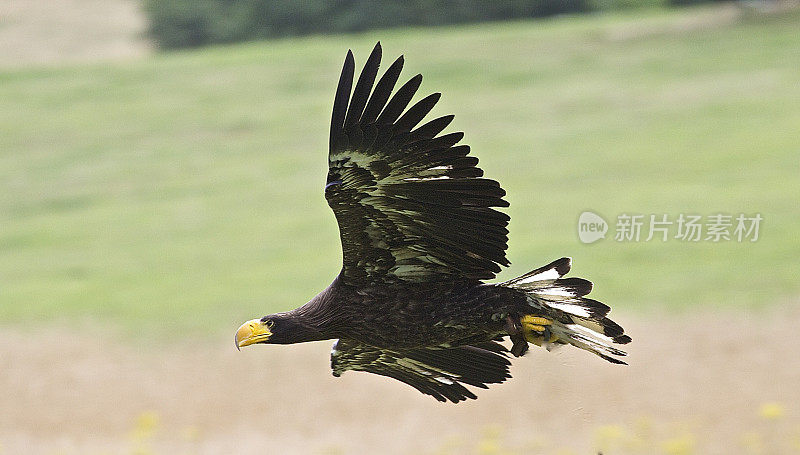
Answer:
[142, 0, 721, 49]
[2, 3, 798, 337]
[2, 2, 800, 455]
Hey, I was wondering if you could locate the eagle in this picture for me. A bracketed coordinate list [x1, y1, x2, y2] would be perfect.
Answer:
[235, 43, 630, 403]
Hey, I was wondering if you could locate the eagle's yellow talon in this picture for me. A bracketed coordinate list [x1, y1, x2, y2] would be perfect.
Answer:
[520, 315, 556, 346]
[521, 315, 552, 327]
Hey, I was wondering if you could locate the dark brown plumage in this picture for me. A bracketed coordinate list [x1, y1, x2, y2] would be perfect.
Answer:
[235, 43, 630, 403]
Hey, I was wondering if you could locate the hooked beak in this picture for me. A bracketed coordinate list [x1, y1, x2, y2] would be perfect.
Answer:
[235, 318, 272, 350]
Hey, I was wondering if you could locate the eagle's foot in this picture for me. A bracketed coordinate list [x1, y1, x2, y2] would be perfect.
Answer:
[508, 333, 526, 356]
[505, 316, 528, 357]
[521, 315, 558, 346]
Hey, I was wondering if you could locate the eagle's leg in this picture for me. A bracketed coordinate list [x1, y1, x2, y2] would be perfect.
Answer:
[505, 316, 528, 357]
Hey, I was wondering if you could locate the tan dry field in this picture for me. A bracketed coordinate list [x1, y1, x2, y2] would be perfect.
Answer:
[2, 306, 799, 455]
[0, 0, 150, 68]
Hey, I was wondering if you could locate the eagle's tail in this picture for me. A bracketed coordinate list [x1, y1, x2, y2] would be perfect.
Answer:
[501, 257, 631, 364]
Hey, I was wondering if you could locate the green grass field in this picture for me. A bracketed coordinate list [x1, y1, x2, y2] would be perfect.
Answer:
[1, 6, 798, 337]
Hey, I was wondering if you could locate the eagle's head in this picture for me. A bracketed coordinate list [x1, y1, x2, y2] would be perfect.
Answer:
[235, 313, 316, 348]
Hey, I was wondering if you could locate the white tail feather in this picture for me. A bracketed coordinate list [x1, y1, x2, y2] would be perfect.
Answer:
[502, 257, 630, 364]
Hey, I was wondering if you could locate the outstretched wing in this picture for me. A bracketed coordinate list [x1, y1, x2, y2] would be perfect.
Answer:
[326, 43, 510, 285]
[330, 339, 512, 403]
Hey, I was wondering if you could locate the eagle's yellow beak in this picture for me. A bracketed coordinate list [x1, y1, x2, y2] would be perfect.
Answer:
[235, 319, 272, 350]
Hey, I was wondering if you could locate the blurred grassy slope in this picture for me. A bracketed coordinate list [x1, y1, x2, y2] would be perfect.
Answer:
[1, 7, 798, 336]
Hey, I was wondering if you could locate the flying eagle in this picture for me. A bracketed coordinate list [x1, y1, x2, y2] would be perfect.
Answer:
[235, 43, 630, 403]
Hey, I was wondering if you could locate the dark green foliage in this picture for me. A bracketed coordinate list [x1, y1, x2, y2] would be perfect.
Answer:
[144, 0, 594, 49]
[668, 0, 731, 5]
[589, 0, 665, 9]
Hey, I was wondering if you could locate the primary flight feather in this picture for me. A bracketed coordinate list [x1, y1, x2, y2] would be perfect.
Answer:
[235, 43, 630, 403]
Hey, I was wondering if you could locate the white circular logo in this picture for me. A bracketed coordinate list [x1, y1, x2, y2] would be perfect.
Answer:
[578, 211, 608, 244]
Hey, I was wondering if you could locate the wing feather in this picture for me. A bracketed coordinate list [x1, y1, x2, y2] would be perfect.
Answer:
[377, 73, 422, 125]
[344, 43, 381, 129]
[330, 339, 511, 403]
[361, 54, 404, 124]
[327, 43, 510, 284]
[330, 50, 354, 152]
[409, 115, 455, 142]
